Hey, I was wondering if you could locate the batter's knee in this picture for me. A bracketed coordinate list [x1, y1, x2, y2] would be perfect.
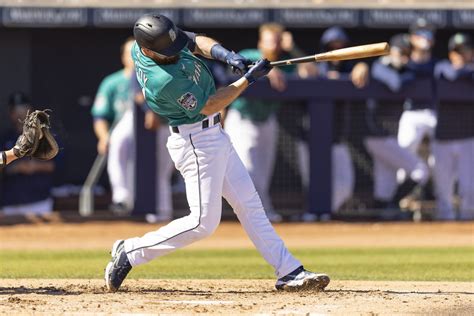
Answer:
[192, 211, 221, 240]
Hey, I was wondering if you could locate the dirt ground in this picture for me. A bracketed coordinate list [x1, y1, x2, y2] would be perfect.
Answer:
[0, 221, 473, 315]
[0, 279, 472, 315]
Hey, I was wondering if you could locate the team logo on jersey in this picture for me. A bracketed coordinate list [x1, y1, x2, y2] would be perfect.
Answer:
[169, 29, 176, 42]
[177, 92, 197, 110]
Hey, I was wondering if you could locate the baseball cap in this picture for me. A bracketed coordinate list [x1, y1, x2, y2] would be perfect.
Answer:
[448, 33, 473, 52]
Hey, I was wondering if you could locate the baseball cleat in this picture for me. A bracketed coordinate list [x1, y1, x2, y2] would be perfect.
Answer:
[105, 240, 132, 292]
[275, 266, 330, 292]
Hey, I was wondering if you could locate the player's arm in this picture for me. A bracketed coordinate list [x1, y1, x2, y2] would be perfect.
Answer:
[93, 119, 110, 155]
[191, 35, 251, 75]
[201, 59, 271, 115]
[0, 149, 19, 169]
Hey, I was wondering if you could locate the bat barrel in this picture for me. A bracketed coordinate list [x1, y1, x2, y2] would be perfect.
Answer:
[315, 42, 389, 62]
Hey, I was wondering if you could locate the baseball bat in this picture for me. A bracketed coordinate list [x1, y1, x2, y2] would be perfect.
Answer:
[270, 42, 390, 67]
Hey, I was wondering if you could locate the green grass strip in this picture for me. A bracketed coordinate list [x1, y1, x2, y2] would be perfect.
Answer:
[1, 247, 472, 281]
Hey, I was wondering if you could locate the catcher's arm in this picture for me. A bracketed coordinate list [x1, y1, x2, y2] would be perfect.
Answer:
[0, 150, 19, 169]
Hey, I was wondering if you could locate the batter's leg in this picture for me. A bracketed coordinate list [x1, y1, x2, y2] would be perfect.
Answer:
[220, 130, 301, 278]
[123, 126, 228, 266]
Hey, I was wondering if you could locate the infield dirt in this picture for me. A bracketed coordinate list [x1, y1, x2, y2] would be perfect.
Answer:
[0, 221, 473, 315]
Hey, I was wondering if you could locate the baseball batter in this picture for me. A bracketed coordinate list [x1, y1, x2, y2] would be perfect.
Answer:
[104, 14, 330, 292]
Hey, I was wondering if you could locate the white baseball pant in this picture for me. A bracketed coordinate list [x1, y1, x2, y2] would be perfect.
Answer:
[123, 117, 301, 278]
[365, 137, 430, 201]
[398, 109, 437, 152]
[224, 109, 278, 214]
[107, 109, 135, 208]
[297, 141, 354, 211]
[433, 138, 474, 220]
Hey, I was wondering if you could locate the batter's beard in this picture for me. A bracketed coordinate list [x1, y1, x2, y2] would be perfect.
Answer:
[154, 55, 180, 65]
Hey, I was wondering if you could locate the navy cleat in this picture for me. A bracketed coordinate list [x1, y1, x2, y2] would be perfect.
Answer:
[105, 240, 132, 292]
[275, 266, 330, 291]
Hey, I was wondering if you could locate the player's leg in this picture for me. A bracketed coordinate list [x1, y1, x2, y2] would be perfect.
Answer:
[364, 137, 399, 206]
[457, 138, 474, 220]
[432, 141, 456, 220]
[107, 111, 134, 212]
[220, 126, 329, 291]
[249, 114, 280, 221]
[398, 109, 435, 153]
[106, 125, 228, 291]
[331, 143, 354, 212]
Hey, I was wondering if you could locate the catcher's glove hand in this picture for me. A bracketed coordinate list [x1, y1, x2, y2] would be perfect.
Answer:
[13, 110, 59, 160]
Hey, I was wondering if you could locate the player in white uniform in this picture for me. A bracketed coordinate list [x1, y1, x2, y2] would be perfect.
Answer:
[397, 19, 437, 171]
[92, 38, 136, 213]
[104, 14, 330, 292]
[92, 38, 174, 218]
[433, 33, 474, 220]
[366, 34, 430, 217]
[225, 23, 302, 223]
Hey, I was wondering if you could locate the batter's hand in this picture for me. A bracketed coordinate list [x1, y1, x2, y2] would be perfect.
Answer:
[244, 59, 272, 84]
[225, 51, 252, 76]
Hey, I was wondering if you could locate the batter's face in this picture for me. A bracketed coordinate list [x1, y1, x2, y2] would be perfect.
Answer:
[258, 30, 283, 60]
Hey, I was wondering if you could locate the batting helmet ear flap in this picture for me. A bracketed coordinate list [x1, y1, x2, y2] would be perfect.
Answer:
[133, 14, 188, 57]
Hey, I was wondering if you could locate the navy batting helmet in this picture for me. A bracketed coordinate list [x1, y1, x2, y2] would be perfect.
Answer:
[133, 14, 188, 56]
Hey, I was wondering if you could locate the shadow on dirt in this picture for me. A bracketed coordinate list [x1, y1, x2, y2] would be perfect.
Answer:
[326, 289, 474, 295]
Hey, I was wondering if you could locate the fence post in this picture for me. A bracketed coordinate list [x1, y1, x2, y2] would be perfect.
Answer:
[308, 99, 333, 216]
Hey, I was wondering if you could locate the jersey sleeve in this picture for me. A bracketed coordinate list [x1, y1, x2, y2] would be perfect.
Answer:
[91, 77, 114, 121]
[158, 77, 210, 119]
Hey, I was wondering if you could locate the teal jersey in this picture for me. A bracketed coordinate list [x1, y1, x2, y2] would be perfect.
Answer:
[91, 69, 132, 124]
[131, 41, 216, 126]
[231, 49, 296, 122]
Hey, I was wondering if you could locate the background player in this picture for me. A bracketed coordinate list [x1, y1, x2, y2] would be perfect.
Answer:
[397, 19, 438, 180]
[105, 14, 330, 293]
[366, 34, 430, 217]
[433, 33, 474, 220]
[225, 23, 302, 223]
[91, 38, 135, 214]
[131, 75, 175, 223]
[1, 93, 56, 217]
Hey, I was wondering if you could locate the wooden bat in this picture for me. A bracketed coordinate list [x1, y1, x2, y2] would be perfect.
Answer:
[270, 42, 390, 67]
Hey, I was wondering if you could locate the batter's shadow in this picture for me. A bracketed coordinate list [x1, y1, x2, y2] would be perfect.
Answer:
[325, 289, 474, 295]
[0, 286, 102, 296]
[128, 287, 275, 295]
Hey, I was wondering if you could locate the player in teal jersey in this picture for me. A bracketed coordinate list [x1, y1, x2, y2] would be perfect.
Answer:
[105, 14, 330, 293]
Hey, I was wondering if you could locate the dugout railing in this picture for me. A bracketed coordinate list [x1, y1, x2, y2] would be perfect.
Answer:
[129, 78, 474, 217]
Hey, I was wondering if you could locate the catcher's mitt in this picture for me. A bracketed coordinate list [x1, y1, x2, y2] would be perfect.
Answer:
[13, 110, 59, 160]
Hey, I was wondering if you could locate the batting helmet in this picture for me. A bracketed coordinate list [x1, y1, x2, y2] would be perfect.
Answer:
[133, 14, 188, 56]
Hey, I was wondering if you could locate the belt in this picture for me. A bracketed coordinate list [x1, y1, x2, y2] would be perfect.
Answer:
[171, 113, 221, 133]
